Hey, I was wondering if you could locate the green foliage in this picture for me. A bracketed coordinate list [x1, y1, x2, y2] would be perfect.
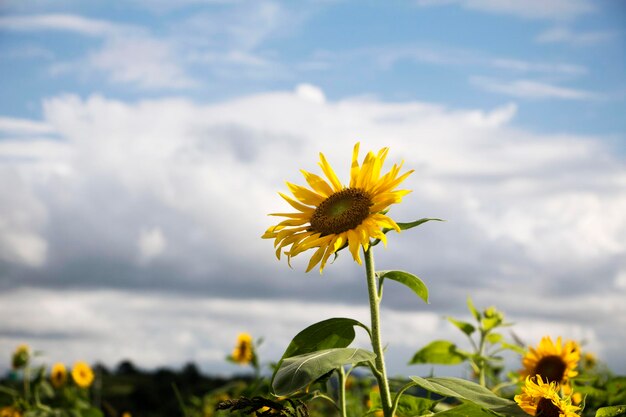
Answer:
[596, 405, 626, 417]
[370, 391, 435, 417]
[376, 271, 429, 304]
[409, 376, 513, 409]
[409, 341, 468, 365]
[410, 297, 520, 389]
[272, 348, 376, 396]
[279, 318, 368, 360]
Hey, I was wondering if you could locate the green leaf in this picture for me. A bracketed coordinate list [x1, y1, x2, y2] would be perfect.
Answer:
[397, 218, 444, 230]
[280, 317, 366, 359]
[499, 342, 526, 355]
[467, 297, 481, 321]
[481, 317, 501, 332]
[596, 405, 626, 417]
[485, 333, 503, 344]
[371, 391, 435, 417]
[272, 348, 376, 396]
[410, 341, 468, 365]
[377, 270, 429, 304]
[431, 403, 497, 417]
[271, 317, 368, 386]
[447, 317, 476, 336]
[371, 218, 444, 246]
[409, 376, 513, 409]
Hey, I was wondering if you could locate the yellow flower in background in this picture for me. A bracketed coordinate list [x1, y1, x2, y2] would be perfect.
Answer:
[263, 143, 413, 273]
[0, 406, 21, 417]
[71, 361, 94, 388]
[520, 336, 580, 385]
[50, 362, 68, 388]
[11, 344, 30, 369]
[231, 333, 254, 365]
[515, 376, 580, 417]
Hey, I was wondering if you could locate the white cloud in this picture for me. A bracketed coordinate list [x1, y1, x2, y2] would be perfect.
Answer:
[536, 27, 617, 46]
[490, 59, 586, 76]
[416, 0, 595, 20]
[0, 13, 137, 37]
[138, 227, 167, 262]
[0, 13, 194, 90]
[471, 76, 603, 100]
[295, 83, 326, 104]
[0, 116, 56, 135]
[87, 38, 197, 89]
[0, 87, 625, 373]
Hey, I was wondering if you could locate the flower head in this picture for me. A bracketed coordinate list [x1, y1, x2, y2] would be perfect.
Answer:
[520, 336, 580, 385]
[263, 143, 412, 273]
[0, 407, 21, 417]
[515, 376, 580, 417]
[71, 361, 94, 388]
[231, 333, 254, 365]
[11, 344, 30, 370]
[50, 363, 67, 388]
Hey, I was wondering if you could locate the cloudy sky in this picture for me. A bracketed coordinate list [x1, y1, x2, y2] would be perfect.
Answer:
[0, 0, 625, 378]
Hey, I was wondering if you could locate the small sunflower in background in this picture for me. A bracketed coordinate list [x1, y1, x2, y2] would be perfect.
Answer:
[229, 333, 255, 366]
[515, 376, 580, 417]
[71, 361, 94, 388]
[11, 344, 30, 370]
[50, 362, 68, 388]
[0, 406, 22, 417]
[263, 142, 413, 273]
[520, 336, 580, 386]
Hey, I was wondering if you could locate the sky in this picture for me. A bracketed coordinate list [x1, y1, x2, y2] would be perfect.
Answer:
[0, 0, 625, 379]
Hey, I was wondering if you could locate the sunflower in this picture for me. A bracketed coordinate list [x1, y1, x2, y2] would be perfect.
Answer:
[0, 407, 22, 417]
[231, 333, 254, 365]
[262, 143, 413, 273]
[71, 361, 94, 388]
[11, 344, 30, 370]
[50, 362, 67, 388]
[515, 376, 580, 417]
[520, 336, 580, 386]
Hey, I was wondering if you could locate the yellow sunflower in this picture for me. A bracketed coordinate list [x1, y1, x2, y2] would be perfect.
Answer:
[262, 143, 413, 273]
[0, 406, 22, 417]
[231, 333, 254, 365]
[50, 362, 67, 388]
[520, 336, 580, 385]
[71, 361, 94, 388]
[515, 376, 580, 417]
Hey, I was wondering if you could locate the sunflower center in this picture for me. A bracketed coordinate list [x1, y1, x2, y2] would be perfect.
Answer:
[536, 397, 561, 417]
[310, 188, 372, 235]
[535, 355, 567, 383]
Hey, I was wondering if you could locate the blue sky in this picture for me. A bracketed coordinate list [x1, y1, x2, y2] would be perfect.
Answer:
[0, 1, 625, 377]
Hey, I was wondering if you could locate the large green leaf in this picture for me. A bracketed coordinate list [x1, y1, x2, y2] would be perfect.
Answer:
[409, 341, 468, 365]
[273, 348, 376, 396]
[377, 270, 429, 304]
[596, 405, 626, 417]
[280, 317, 367, 359]
[270, 317, 368, 387]
[409, 376, 513, 409]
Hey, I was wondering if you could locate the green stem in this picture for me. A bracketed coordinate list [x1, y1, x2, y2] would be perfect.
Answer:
[338, 366, 348, 417]
[478, 330, 486, 387]
[390, 382, 417, 417]
[364, 247, 393, 417]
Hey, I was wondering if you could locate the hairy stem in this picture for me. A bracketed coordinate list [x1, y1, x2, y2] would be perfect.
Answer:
[338, 366, 348, 417]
